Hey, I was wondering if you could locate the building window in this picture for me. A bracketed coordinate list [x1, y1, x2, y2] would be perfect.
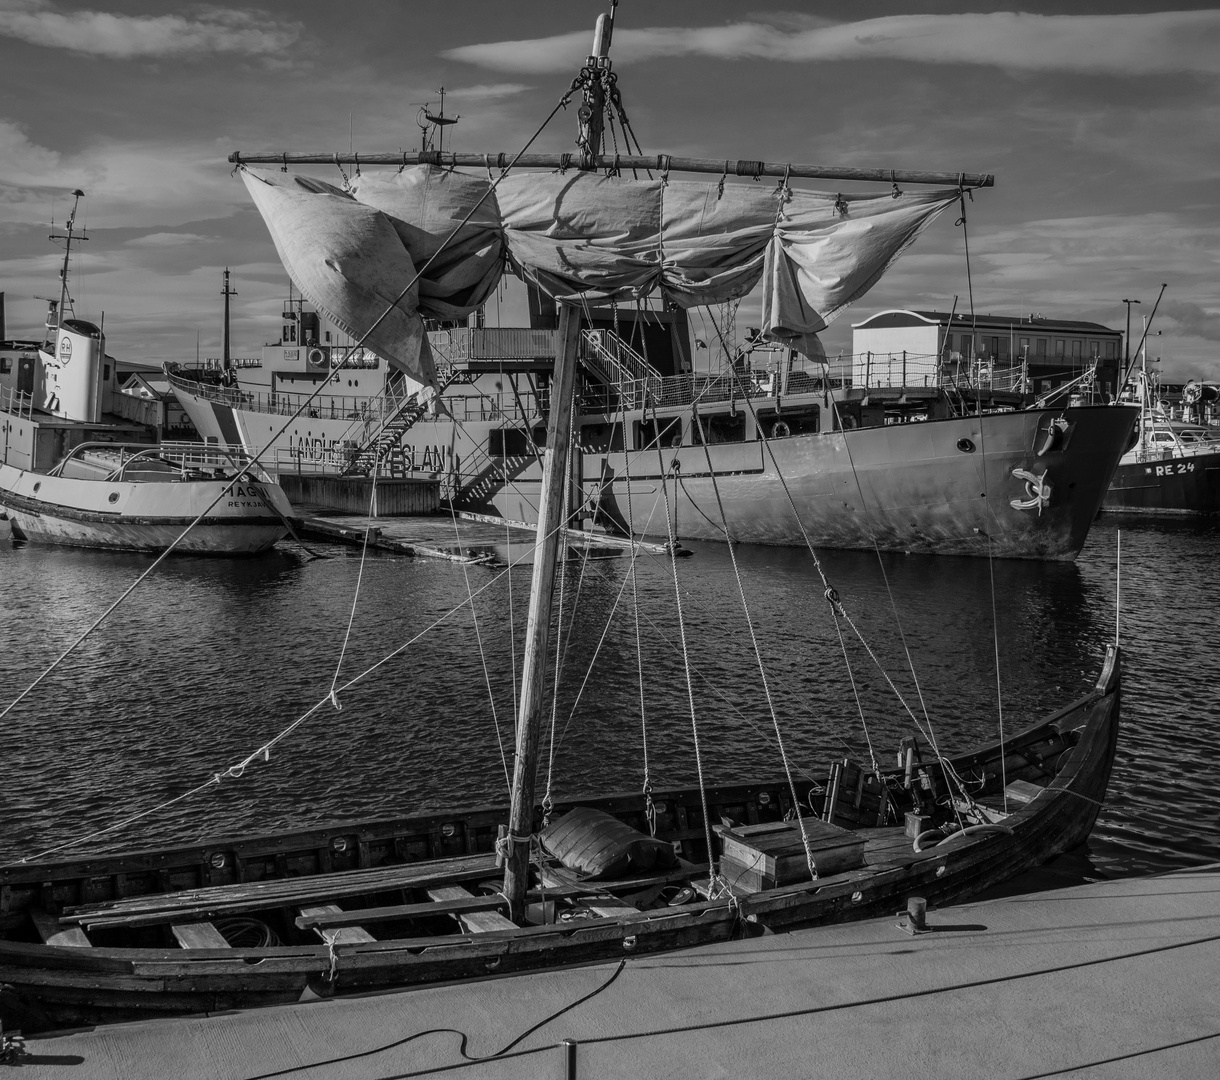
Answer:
[1018, 336, 1030, 356]
[1088, 339, 1100, 357]
[1071, 340, 1082, 358]
[1036, 338, 1047, 357]
[1055, 339, 1065, 356]
[1104, 341, 1116, 359]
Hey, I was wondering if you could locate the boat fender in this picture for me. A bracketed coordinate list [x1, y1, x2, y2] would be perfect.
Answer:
[771, 420, 790, 439]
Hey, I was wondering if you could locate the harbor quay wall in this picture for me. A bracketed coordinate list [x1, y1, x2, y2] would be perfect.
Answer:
[276, 473, 439, 516]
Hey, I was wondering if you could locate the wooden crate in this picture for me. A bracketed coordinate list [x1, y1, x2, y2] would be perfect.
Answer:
[718, 817, 865, 892]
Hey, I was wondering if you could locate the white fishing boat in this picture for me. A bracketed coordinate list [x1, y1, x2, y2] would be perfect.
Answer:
[0, 192, 294, 555]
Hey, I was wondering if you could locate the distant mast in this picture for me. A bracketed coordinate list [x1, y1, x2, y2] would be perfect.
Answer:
[221, 268, 237, 373]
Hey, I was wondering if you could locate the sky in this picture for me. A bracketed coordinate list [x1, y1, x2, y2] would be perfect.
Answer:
[1, 1, 1218, 381]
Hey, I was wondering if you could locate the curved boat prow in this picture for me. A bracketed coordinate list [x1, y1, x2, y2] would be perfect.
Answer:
[1095, 643, 1121, 695]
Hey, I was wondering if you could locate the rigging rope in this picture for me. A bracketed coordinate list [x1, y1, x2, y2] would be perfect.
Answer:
[3, 84, 580, 725]
[689, 401, 819, 879]
[10, 511, 569, 864]
[639, 312, 717, 888]
[328, 455, 381, 711]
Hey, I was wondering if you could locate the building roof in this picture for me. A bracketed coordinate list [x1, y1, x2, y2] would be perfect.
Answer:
[852, 309, 1120, 335]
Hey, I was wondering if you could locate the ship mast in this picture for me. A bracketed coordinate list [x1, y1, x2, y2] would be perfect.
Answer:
[500, 6, 617, 922]
[47, 189, 86, 345]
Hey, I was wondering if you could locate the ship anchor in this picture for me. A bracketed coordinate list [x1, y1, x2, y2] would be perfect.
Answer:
[1010, 467, 1052, 514]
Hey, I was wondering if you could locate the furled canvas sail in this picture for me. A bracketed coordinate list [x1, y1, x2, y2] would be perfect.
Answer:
[241, 165, 958, 384]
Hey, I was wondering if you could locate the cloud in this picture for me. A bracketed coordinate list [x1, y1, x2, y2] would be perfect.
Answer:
[124, 232, 214, 248]
[443, 83, 532, 102]
[444, 11, 1220, 77]
[1161, 299, 1220, 346]
[0, 1, 301, 59]
[0, 121, 245, 230]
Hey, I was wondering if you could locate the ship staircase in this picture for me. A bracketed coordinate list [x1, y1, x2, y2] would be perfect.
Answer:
[579, 329, 663, 409]
[341, 368, 472, 476]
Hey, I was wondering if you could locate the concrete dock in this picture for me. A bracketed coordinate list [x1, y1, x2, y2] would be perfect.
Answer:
[6, 866, 1218, 1078]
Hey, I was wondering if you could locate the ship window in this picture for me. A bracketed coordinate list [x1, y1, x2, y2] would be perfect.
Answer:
[489, 427, 530, 457]
[0, 358, 9, 373]
[755, 407, 819, 437]
[580, 422, 622, 452]
[103, 364, 110, 380]
[638, 416, 682, 450]
[691, 411, 746, 445]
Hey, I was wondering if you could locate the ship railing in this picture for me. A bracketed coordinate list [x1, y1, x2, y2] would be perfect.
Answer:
[166, 368, 403, 425]
[430, 327, 561, 362]
[0, 384, 35, 419]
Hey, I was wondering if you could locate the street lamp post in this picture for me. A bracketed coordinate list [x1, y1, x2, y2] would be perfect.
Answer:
[1122, 298, 1141, 368]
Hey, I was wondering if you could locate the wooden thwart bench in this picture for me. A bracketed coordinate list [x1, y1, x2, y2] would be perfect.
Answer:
[298, 904, 376, 944]
[427, 886, 516, 933]
[171, 921, 231, 949]
[30, 909, 91, 948]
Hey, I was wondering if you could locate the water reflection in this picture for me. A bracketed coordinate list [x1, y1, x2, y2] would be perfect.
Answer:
[1, 518, 1217, 882]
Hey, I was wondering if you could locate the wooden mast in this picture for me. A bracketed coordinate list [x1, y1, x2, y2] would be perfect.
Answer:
[501, 304, 582, 921]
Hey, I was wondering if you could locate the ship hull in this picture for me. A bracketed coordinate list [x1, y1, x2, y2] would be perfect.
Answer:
[0, 464, 291, 554]
[1101, 447, 1220, 514]
[173, 376, 1135, 559]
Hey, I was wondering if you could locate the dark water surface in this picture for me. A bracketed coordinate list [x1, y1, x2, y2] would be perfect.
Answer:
[1, 514, 1217, 879]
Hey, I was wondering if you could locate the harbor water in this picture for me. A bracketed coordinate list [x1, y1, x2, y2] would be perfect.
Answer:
[1, 514, 1217, 878]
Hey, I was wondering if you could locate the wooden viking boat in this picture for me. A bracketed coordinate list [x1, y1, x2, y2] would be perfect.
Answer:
[0, 647, 1119, 1032]
[0, 5, 1123, 1035]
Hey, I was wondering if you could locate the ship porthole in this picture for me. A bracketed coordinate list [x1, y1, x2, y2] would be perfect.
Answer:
[32, 481, 41, 493]
[108, 492, 120, 503]
[957, 438, 976, 453]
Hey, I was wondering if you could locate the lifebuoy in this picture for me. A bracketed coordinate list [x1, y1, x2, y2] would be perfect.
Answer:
[840, 414, 857, 430]
[770, 420, 790, 438]
[307, 347, 327, 368]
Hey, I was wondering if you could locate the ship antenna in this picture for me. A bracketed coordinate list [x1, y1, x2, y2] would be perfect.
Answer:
[49, 189, 87, 339]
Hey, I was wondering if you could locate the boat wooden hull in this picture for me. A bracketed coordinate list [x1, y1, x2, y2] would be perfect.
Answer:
[0, 463, 292, 554]
[0, 649, 1120, 1033]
